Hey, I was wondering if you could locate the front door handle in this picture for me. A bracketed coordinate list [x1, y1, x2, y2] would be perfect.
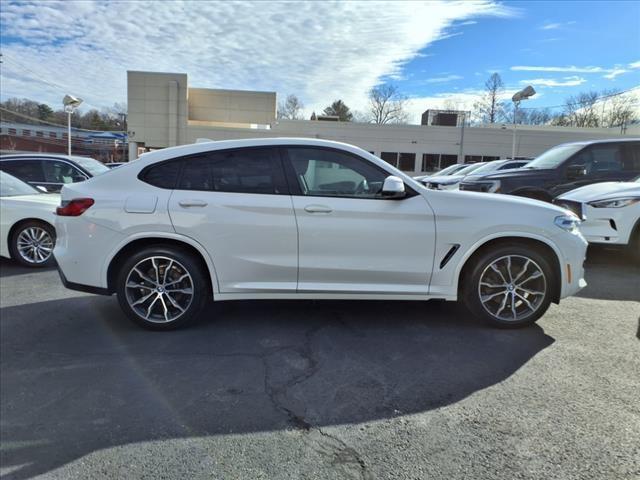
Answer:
[179, 200, 208, 208]
[304, 204, 333, 214]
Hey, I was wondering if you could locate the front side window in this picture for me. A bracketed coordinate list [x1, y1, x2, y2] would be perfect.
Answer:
[178, 148, 284, 194]
[43, 161, 85, 184]
[287, 148, 388, 199]
[565, 145, 623, 174]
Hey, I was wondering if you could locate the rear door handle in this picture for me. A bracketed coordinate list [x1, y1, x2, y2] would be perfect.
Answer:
[304, 204, 333, 214]
[179, 200, 208, 208]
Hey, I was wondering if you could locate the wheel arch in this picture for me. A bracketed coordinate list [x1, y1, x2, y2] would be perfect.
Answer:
[104, 233, 219, 295]
[456, 234, 563, 304]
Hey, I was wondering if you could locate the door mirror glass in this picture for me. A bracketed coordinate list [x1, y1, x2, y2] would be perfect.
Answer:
[566, 164, 586, 179]
[381, 175, 406, 198]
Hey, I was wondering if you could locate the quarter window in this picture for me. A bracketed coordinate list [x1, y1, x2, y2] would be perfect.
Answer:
[286, 148, 388, 199]
[142, 161, 181, 189]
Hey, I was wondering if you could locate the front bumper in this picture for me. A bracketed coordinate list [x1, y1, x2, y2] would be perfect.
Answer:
[552, 230, 588, 299]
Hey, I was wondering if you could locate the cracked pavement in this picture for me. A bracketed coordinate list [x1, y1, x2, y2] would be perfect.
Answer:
[1, 247, 639, 479]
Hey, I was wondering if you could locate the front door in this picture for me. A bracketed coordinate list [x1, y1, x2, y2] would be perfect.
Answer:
[168, 147, 298, 293]
[283, 147, 436, 295]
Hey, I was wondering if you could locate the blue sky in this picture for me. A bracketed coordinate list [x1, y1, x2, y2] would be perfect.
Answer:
[0, 1, 638, 122]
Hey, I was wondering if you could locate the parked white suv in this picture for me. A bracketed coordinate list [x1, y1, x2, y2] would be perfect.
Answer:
[54, 138, 587, 330]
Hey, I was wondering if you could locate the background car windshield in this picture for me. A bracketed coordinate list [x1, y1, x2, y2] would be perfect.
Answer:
[432, 164, 465, 177]
[0, 171, 40, 197]
[465, 160, 506, 176]
[455, 163, 485, 176]
[526, 144, 584, 169]
[72, 156, 110, 176]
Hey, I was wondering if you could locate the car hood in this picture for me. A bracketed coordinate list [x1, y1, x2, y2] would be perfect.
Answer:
[557, 181, 640, 202]
[429, 174, 466, 184]
[465, 168, 555, 182]
[2, 193, 61, 206]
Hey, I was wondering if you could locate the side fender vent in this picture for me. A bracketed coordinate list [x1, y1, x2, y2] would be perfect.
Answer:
[440, 244, 460, 269]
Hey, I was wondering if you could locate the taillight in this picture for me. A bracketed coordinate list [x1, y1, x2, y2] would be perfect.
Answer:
[56, 198, 95, 216]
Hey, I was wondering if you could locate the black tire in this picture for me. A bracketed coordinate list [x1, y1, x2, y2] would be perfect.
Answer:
[628, 226, 640, 263]
[115, 245, 209, 330]
[462, 243, 555, 328]
[9, 220, 56, 268]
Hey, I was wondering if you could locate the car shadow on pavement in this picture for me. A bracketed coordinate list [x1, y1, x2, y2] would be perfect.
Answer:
[0, 257, 56, 278]
[0, 295, 553, 479]
[576, 246, 640, 302]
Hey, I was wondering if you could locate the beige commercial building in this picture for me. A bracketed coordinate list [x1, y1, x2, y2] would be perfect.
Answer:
[127, 71, 637, 174]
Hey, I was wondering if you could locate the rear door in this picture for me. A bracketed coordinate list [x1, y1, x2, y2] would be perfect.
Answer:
[283, 146, 435, 295]
[168, 147, 298, 293]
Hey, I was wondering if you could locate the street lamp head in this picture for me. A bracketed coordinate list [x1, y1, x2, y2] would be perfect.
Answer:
[512, 86, 536, 103]
[63, 94, 83, 110]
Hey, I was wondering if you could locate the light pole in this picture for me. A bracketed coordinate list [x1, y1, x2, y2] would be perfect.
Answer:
[511, 86, 535, 159]
[62, 95, 83, 157]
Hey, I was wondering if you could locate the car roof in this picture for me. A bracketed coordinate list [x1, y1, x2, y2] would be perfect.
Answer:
[0, 153, 91, 162]
[551, 137, 640, 147]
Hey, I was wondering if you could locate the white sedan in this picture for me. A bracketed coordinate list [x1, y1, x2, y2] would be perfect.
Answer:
[0, 171, 60, 267]
[54, 138, 587, 330]
[554, 177, 640, 258]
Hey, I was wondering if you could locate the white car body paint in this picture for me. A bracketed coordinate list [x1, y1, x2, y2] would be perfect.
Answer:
[54, 137, 587, 304]
[1, 193, 60, 259]
[556, 180, 640, 246]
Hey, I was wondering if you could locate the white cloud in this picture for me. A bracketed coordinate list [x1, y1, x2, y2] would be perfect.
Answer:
[519, 76, 586, 87]
[629, 61, 640, 69]
[603, 68, 629, 80]
[511, 65, 605, 73]
[422, 74, 464, 84]
[0, 0, 513, 114]
[541, 22, 562, 30]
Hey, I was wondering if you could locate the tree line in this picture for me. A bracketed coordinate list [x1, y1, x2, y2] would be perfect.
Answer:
[0, 98, 127, 131]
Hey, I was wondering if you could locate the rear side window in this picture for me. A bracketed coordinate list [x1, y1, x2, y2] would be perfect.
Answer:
[620, 143, 640, 171]
[178, 148, 285, 194]
[141, 161, 181, 189]
[0, 160, 44, 183]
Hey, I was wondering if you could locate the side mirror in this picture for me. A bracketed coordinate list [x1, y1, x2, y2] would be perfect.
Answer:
[566, 164, 587, 179]
[381, 175, 406, 199]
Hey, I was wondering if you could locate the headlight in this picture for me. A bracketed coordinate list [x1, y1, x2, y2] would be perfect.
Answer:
[486, 180, 501, 193]
[588, 197, 640, 208]
[554, 213, 581, 233]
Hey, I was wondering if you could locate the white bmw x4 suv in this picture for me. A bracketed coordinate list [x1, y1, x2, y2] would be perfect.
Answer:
[54, 138, 587, 330]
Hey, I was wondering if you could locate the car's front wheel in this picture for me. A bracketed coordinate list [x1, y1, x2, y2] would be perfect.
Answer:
[463, 244, 555, 328]
[9, 220, 56, 268]
[116, 246, 209, 330]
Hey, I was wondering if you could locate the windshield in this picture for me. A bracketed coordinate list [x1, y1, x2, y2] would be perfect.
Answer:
[72, 156, 110, 176]
[454, 163, 485, 176]
[432, 164, 466, 177]
[526, 144, 584, 170]
[0, 171, 40, 197]
[465, 160, 507, 176]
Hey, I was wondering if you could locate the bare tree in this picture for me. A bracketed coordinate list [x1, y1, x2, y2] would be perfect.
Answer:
[277, 94, 304, 120]
[562, 91, 600, 127]
[367, 84, 409, 124]
[600, 89, 638, 128]
[474, 73, 505, 124]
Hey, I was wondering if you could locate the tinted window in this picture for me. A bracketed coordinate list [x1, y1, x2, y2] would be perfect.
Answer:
[0, 160, 44, 183]
[178, 148, 283, 194]
[398, 153, 416, 171]
[287, 148, 387, 198]
[620, 143, 640, 171]
[142, 161, 181, 189]
[566, 145, 623, 174]
[43, 161, 85, 184]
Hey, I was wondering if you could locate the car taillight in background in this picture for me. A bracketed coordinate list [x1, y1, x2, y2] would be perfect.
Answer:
[56, 198, 95, 216]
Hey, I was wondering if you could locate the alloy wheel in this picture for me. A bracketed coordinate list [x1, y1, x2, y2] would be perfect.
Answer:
[16, 227, 54, 265]
[477, 255, 547, 322]
[125, 256, 194, 323]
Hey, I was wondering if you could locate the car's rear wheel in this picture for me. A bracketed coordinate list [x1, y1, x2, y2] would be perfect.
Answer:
[9, 220, 56, 268]
[116, 246, 209, 330]
[463, 244, 555, 328]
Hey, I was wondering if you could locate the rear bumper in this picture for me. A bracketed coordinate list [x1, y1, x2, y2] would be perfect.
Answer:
[56, 264, 111, 296]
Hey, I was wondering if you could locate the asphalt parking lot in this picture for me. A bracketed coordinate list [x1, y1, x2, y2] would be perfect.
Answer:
[1, 248, 639, 480]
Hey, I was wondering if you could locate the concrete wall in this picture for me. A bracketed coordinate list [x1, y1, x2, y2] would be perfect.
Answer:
[188, 88, 276, 125]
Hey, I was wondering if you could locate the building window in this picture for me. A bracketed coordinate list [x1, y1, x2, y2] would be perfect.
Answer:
[464, 155, 482, 163]
[49, 132, 57, 139]
[8, 128, 16, 135]
[22, 130, 31, 136]
[398, 153, 416, 171]
[422, 154, 439, 172]
[36, 131, 44, 137]
[440, 155, 458, 168]
[380, 152, 398, 167]
[482, 155, 500, 162]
